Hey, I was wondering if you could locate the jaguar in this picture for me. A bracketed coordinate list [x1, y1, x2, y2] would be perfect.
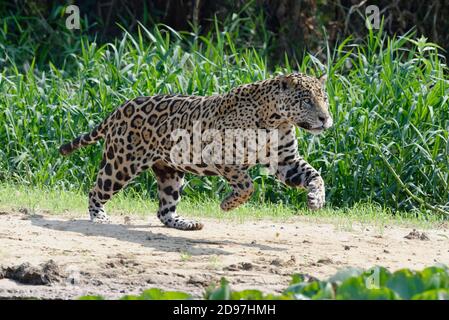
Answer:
[59, 73, 333, 230]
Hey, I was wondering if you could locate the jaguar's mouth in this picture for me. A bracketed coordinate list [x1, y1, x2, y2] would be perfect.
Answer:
[305, 127, 325, 135]
[297, 122, 311, 130]
[296, 122, 324, 135]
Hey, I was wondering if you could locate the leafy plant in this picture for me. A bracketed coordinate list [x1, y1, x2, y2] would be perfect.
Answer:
[79, 265, 449, 300]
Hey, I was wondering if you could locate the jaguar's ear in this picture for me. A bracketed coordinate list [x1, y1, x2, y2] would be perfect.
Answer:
[318, 74, 327, 86]
[279, 75, 295, 92]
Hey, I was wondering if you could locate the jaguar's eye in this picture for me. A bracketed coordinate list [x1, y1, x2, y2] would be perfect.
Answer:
[303, 98, 311, 104]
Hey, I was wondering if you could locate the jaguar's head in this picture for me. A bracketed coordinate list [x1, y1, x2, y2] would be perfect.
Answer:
[276, 73, 333, 135]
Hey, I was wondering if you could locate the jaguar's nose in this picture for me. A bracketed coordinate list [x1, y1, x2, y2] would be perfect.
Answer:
[319, 116, 333, 129]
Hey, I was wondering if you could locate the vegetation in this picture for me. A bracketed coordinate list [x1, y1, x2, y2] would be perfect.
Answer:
[1, 184, 443, 230]
[1, 14, 448, 216]
[79, 265, 449, 300]
[3, 1, 449, 65]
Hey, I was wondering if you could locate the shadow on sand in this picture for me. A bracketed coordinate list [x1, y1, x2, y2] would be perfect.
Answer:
[30, 215, 285, 256]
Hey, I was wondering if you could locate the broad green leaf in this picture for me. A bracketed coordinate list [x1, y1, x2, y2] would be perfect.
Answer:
[79, 295, 105, 300]
[208, 278, 231, 300]
[120, 295, 142, 300]
[138, 288, 191, 300]
[336, 277, 397, 300]
[140, 288, 165, 299]
[328, 267, 363, 283]
[284, 281, 332, 299]
[290, 273, 305, 285]
[386, 269, 426, 299]
[159, 291, 192, 300]
[412, 289, 449, 300]
[361, 266, 392, 288]
[419, 266, 449, 290]
[230, 290, 264, 300]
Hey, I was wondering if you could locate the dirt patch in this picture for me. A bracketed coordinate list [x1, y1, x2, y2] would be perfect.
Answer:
[0, 211, 448, 299]
[1, 260, 63, 285]
[316, 258, 334, 265]
[186, 275, 214, 287]
[224, 262, 255, 271]
[270, 256, 296, 267]
[405, 229, 430, 241]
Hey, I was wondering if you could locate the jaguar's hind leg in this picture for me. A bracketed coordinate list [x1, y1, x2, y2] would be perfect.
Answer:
[89, 150, 145, 223]
[88, 188, 110, 223]
[152, 161, 203, 230]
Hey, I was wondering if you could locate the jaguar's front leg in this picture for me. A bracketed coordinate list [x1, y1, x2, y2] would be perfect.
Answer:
[219, 167, 254, 211]
[276, 159, 325, 210]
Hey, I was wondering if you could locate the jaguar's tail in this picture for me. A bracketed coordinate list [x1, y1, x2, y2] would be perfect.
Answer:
[59, 119, 109, 156]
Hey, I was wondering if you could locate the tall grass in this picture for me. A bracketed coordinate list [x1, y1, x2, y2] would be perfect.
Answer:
[0, 17, 448, 215]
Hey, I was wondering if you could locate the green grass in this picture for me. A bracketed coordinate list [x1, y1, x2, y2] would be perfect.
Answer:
[0, 184, 444, 230]
[0, 13, 448, 216]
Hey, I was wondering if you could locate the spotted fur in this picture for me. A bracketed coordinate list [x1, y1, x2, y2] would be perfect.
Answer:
[59, 73, 332, 230]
